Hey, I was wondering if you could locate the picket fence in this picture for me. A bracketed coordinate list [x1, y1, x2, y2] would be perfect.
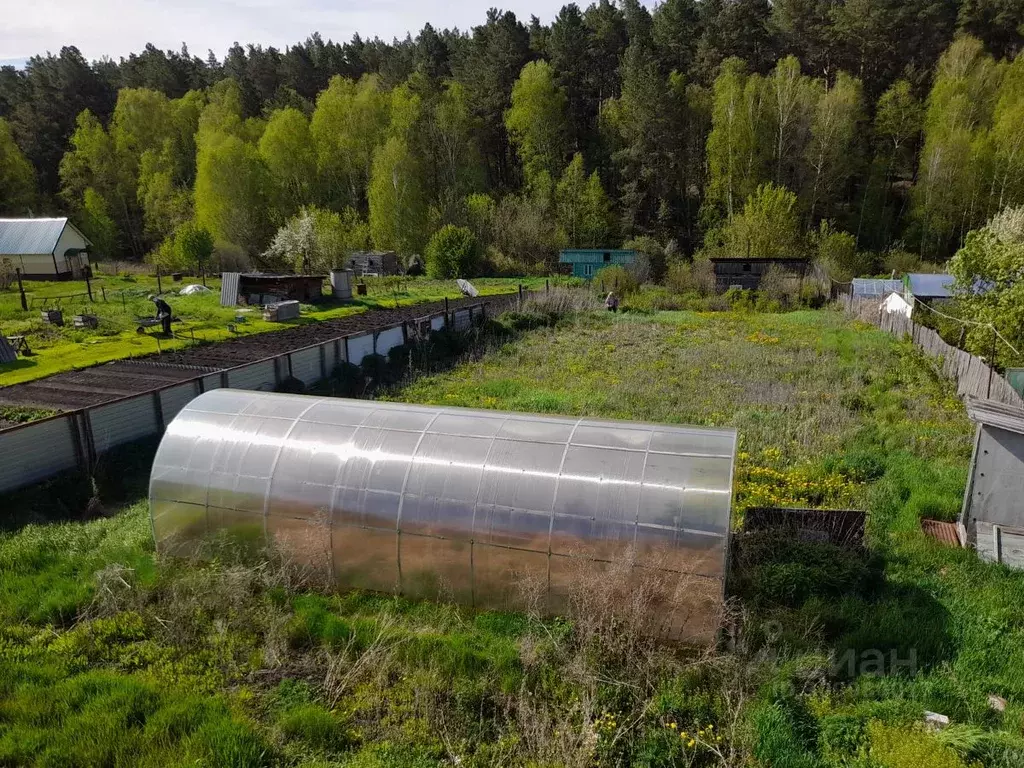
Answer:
[0, 302, 494, 496]
[842, 295, 1024, 408]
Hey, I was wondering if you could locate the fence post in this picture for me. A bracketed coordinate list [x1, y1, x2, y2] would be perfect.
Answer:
[518, 283, 523, 309]
[85, 274, 93, 302]
[987, 326, 996, 399]
[546, 278, 549, 293]
[156, 267, 162, 295]
[15, 268, 27, 311]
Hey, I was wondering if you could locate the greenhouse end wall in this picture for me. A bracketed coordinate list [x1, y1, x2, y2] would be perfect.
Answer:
[149, 390, 737, 642]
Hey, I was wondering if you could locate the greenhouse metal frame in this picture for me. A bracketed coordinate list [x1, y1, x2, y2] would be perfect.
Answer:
[149, 390, 737, 641]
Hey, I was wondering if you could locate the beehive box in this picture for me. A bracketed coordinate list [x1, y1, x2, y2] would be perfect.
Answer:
[263, 300, 301, 322]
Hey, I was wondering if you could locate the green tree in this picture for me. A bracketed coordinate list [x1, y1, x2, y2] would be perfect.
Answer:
[77, 187, 118, 259]
[0, 117, 35, 214]
[259, 107, 317, 218]
[766, 56, 818, 192]
[310, 75, 390, 211]
[547, 4, 595, 153]
[429, 82, 484, 216]
[505, 60, 570, 189]
[948, 205, 1024, 366]
[555, 153, 613, 248]
[175, 221, 214, 273]
[913, 36, 1004, 256]
[856, 79, 923, 248]
[194, 133, 274, 258]
[465, 193, 496, 250]
[804, 71, 864, 224]
[451, 9, 532, 189]
[705, 58, 772, 221]
[425, 224, 478, 278]
[715, 182, 804, 258]
[368, 136, 428, 255]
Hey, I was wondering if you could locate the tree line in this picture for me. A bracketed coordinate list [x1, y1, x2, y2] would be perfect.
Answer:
[0, 0, 1022, 276]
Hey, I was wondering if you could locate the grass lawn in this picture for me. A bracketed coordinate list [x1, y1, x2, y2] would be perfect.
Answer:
[2, 306, 1024, 767]
[0, 271, 547, 386]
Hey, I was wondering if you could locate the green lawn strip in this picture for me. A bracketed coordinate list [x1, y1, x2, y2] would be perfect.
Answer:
[0, 274, 547, 386]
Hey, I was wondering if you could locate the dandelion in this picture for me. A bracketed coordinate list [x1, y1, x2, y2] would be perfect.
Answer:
[688, 739, 696, 748]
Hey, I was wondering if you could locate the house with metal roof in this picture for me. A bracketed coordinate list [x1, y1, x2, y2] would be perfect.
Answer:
[904, 273, 955, 301]
[0, 217, 92, 280]
[558, 249, 637, 278]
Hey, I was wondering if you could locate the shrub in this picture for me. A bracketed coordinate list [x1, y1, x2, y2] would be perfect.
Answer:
[883, 248, 921, 275]
[329, 362, 365, 398]
[425, 225, 478, 278]
[593, 264, 638, 295]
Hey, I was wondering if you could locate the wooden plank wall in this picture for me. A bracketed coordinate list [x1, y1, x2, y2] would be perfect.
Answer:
[842, 295, 1024, 409]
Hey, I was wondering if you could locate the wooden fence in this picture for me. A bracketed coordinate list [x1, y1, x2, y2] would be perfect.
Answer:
[842, 295, 1024, 408]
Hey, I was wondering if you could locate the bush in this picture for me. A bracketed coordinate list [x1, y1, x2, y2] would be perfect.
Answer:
[593, 264, 638, 295]
[328, 362, 365, 397]
[425, 225, 478, 278]
[883, 248, 921, 275]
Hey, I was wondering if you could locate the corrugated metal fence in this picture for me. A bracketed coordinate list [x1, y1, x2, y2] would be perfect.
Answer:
[0, 302, 492, 496]
[842, 295, 1024, 408]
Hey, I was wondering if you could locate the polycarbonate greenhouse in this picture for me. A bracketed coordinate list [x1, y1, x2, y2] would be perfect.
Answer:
[149, 390, 737, 642]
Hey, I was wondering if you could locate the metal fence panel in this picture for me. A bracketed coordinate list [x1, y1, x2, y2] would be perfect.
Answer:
[89, 397, 160, 455]
[347, 334, 374, 365]
[376, 326, 405, 357]
[0, 417, 79, 491]
[227, 360, 276, 391]
[160, 383, 201, 423]
[289, 347, 321, 386]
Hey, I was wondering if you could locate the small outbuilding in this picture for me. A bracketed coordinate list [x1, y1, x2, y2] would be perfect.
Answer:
[344, 251, 400, 277]
[852, 278, 904, 298]
[0, 217, 92, 280]
[233, 273, 325, 305]
[558, 249, 637, 279]
[709, 257, 809, 292]
[959, 398, 1024, 568]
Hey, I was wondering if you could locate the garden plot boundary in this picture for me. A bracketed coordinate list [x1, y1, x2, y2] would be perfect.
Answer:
[842, 294, 1024, 408]
[0, 301, 496, 497]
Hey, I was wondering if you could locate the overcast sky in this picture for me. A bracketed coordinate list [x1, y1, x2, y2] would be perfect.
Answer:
[1, 0, 652, 66]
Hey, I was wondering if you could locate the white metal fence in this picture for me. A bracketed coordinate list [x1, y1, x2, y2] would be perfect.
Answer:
[0, 303, 491, 496]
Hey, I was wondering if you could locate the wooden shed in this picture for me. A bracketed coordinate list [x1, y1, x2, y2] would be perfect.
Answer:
[558, 249, 637, 279]
[709, 257, 809, 292]
[236, 274, 325, 305]
[959, 398, 1024, 567]
[344, 251, 399, 276]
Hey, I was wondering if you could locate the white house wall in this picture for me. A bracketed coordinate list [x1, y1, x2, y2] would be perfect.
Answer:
[53, 225, 90, 271]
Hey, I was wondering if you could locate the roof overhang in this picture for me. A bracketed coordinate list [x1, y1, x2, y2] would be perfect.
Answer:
[966, 396, 1024, 436]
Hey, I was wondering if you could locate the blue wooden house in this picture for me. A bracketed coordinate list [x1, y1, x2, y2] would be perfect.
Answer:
[558, 249, 637, 278]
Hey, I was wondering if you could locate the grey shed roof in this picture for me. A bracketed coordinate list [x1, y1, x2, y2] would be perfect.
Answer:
[0, 217, 83, 256]
[906, 273, 955, 299]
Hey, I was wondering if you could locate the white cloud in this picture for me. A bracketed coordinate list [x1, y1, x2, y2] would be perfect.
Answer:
[0, 0, 592, 62]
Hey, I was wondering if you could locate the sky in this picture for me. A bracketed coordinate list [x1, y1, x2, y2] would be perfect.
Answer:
[0, 0, 650, 66]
